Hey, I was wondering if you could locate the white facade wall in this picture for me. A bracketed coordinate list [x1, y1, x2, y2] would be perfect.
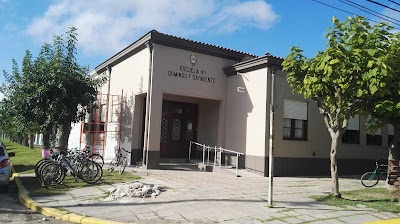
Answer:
[103, 48, 150, 163]
[225, 68, 268, 156]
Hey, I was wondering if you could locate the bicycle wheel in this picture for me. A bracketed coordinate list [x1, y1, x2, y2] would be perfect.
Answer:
[361, 172, 379, 187]
[35, 159, 52, 179]
[118, 157, 127, 174]
[40, 163, 66, 186]
[80, 161, 103, 184]
[89, 154, 104, 167]
[107, 157, 118, 172]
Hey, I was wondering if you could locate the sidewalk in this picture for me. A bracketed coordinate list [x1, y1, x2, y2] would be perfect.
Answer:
[15, 166, 400, 224]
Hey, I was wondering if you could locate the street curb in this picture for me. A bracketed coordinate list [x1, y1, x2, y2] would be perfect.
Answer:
[365, 220, 400, 224]
[11, 168, 128, 224]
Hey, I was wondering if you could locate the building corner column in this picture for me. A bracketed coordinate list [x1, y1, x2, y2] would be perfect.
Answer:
[142, 40, 161, 169]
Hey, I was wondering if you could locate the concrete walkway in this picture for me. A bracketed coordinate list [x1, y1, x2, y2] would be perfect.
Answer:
[22, 166, 400, 224]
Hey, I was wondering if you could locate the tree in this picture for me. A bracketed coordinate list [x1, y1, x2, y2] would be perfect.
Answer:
[1, 27, 106, 150]
[360, 31, 400, 165]
[43, 27, 105, 150]
[282, 16, 394, 197]
[1, 56, 38, 145]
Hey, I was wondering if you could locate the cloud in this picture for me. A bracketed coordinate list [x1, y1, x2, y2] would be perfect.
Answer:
[210, 0, 278, 33]
[25, 0, 278, 56]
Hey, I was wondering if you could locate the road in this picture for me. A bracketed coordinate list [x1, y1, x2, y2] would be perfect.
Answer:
[0, 181, 70, 224]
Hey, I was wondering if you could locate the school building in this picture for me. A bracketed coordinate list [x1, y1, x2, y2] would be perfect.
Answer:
[68, 30, 390, 176]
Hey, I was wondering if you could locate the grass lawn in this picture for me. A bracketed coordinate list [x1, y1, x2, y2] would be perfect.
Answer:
[4, 139, 42, 174]
[4, 140, 141, 196]
[312, 187, 400, 213]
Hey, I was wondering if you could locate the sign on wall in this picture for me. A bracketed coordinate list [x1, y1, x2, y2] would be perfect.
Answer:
[167, 53, 216, 84]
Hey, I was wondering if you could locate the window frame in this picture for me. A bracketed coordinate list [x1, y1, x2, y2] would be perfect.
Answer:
[283, 118, 308, 141]
[342, 115, 360, 144]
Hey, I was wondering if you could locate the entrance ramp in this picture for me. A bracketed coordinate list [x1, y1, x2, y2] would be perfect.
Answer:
[159, 158, 201, 171]
[188, 141, 244, 177]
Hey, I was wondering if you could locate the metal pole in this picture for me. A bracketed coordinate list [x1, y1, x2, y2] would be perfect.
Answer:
[207, 146, 210, 165]
[202, 145, 205, 165]
[219, 147, 222, 168]
[268, 69, 276, 208]
[189, 141, 192, 161]
[214, 146, 217, 167]
[236, 153, 239, 177]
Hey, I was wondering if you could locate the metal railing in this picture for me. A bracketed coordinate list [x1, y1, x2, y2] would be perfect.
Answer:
[189, 141, 244, 177]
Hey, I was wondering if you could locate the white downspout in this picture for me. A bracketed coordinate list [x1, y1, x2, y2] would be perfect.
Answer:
[268, 68, 276, 208]
[142, 41, 154, 167]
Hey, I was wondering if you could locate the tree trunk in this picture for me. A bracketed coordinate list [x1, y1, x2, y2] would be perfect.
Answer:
[29, 133, 34, 149]
[42, 132, 51, 149]
[23, 135, 29, 147]
[330, 131, 342, 198]
[58, 122, 72, 152]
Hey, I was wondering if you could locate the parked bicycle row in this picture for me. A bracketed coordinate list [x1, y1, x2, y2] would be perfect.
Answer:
[34, 146, 104, 187]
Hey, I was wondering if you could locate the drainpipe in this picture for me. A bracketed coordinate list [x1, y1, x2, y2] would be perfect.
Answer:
[142, 40, 154, 167]
[268, 67, 276, 208]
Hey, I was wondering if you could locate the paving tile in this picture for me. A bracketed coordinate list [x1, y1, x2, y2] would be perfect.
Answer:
[308, 220, 330, 224]
[323, 219, 346, 224]
[280, 210, 302, 217]
[136, 211, 158, 220]
[297, 214, 318, 222]
[280, 217, 304, 223]
[337, 214, 381, 224]
[236, 217, 264, 224]
[163, 214, 186, 221]
[263, 220, 288, 224]
[219, 220, 242, 224]
[24, 168, 400, 224]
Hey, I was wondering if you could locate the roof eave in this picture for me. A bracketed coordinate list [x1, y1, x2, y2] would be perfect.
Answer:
[224, 56, 283, 76]
[95, 30, 153, 74]
[94, 30, 256, 75]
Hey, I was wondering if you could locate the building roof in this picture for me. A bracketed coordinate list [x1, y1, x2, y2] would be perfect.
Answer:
[223, 53, 284, 76]
[95, 30, 257, 74]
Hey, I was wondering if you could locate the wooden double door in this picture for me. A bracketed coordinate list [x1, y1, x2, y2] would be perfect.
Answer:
[160, 100, 198, 158]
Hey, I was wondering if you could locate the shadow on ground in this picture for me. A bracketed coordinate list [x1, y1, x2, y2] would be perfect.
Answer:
[13, 165, 36, 173]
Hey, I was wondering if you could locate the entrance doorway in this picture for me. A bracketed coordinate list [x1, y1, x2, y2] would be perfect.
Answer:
[160, 100, 198, 158]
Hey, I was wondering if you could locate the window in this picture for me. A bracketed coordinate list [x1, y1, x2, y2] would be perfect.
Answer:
[366, 115, 382, 146]
[388, 124, 394, 146]
[342, 115, 360, 144]
[283, 100, 308, 141]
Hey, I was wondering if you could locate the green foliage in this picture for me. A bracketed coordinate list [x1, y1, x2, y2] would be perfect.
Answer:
[283, 16, 397, 196]
[0, 27, 106, 147]
[282, 16, 394, 133]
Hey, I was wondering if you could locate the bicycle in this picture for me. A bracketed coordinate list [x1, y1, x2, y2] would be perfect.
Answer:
[361, 159, 388, 187]
[39, 150, 103, 186]
[107, 147, 131, 174]
[81, 146, 104, 167]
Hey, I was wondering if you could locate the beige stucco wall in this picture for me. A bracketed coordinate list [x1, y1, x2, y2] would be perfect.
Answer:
[225, 67, 268, 173]
[94, 48, 150, 163]
[225, 68, 268, 155]
[145, 44, 239, 156]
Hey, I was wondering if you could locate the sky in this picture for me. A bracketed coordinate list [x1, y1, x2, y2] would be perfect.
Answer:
[1, 0, 399, 90]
